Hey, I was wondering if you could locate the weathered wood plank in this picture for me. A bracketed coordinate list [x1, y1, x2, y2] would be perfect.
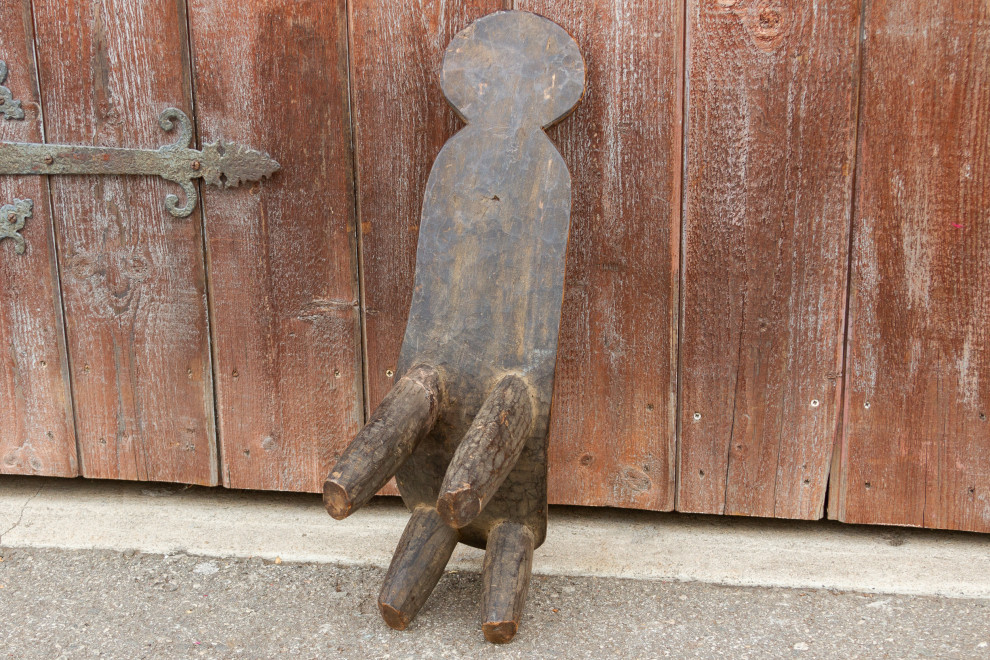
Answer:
[31, 0, 216, 484]
[187, 0, 364, 492]
[0, 1, 77, 477]
[832, 0, 990, 533]
[677, 0, 861, 518]
[492, 0, 683, 511]
[350, 0, 508, 496]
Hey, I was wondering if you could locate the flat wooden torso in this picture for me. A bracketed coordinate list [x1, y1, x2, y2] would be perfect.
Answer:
[395, 122, 571, 547]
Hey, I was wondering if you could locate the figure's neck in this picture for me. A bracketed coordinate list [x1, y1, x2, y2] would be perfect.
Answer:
[467, 113, 543, 137]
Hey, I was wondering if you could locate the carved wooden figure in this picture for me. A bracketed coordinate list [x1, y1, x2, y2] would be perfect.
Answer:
[323, 10, 584, 643]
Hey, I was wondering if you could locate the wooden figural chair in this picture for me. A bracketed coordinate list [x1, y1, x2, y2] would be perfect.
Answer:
[323, 11, 584, 643]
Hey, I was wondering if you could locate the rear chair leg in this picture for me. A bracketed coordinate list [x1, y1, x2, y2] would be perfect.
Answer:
[323, 364, 442, 519]
[378, 505, 460, 630]
[481, 521, 535, 644]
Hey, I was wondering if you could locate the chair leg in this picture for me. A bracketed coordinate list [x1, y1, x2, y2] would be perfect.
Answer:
[481, 521, 535, 644]
[436, 373, 533, 529]
[378, 505, 459, 630]
[323, 364, 442, 519]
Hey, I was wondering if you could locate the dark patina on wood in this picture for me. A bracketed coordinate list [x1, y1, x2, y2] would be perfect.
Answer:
[323, 10, 584, 643]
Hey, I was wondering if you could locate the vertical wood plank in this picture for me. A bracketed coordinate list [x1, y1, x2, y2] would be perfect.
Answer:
[833, 0, 990, 533]
[350, 0, 508, 495]
[678, 0, 861, 518]
[0, 1, 77, 477]
[31, 0, 217, 484]
[352, 0, 510, 414]
[516, 0, 682, 510]
[187, 0, 364, 492]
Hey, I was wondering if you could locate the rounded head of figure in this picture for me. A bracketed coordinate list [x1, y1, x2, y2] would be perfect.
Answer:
[441, 11, 585, 129]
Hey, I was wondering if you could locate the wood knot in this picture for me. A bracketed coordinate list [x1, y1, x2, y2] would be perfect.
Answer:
[619, 466, 652, 494]
[745, 0, 789, 52]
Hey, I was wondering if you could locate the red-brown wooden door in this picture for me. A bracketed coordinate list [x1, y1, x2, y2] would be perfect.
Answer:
[2, 0, 987, 534]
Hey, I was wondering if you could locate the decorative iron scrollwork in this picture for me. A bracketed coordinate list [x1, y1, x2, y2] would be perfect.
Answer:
[0, 198, 32, 254]
[0, 63, 280, 253]
[0, 107, 280, 219]
[0, 61, 25, 121]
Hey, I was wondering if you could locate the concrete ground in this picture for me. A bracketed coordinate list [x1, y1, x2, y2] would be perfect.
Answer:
[1, 547, 988, 659]
[1, 477, 989, 658]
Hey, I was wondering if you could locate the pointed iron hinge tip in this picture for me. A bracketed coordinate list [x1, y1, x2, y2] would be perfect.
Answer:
[0, 61, 25, 121]
[0, 198, 32, 254]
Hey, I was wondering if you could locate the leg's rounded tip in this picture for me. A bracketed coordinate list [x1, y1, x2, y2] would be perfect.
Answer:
[483, 620, 518, 644]
[323, 480, 353, 520]
[379, 601, 411, 631]
[436, 486, 481, 529]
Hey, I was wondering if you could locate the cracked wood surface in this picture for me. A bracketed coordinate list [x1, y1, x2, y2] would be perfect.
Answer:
[677, 0, 861, 518]
[186, 0, 363, 491]
[389, 10, 584, 550]
[0, 0, 76, 478]
[832, 0, 990, 533]
[356, 0, 682, 510]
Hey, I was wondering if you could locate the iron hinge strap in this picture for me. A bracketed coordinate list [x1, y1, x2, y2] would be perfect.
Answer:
[0, 62, 279, 254]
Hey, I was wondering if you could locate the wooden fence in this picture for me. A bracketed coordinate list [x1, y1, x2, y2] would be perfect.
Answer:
[1, 0, 987, 533]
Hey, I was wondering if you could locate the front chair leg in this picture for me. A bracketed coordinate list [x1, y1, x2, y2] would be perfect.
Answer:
[481, 521, 536, 644]
[436, 373, 534, 529]
[378, 505, 459, 631]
